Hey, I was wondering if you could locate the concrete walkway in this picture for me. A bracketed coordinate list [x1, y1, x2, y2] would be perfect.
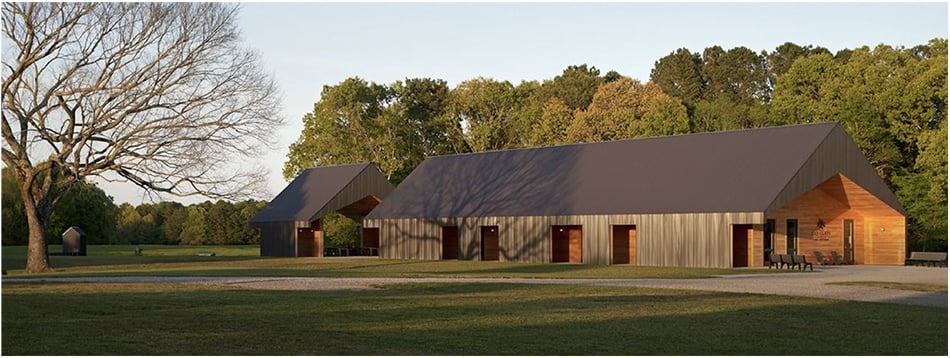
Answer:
[5, 265, 947, 308]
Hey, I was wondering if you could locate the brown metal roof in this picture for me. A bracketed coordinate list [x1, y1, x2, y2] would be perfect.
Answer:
[367, 122, 896, 219]
[251, 163, 393, 225]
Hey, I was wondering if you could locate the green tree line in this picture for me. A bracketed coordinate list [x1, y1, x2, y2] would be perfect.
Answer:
[287, 39, 947, 252]
[2, 168, 266, 246]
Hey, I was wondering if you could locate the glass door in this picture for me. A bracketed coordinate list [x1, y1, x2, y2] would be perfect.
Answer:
[843, 219, 854, 264]
[764, 219, 775, 264]
[786, 219, 798, 256]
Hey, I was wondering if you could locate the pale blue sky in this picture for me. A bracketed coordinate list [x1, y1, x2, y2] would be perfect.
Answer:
[106, 2, 948, 205]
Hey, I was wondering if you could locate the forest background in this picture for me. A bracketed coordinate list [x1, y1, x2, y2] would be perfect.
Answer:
[3, 39, 946, 251]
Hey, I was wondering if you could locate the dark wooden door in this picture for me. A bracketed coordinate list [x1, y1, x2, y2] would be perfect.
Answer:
[296, 228, 322, 257]
[362, 228, 380, 248]
[552, 225, 582, 263]
[552, 226, 569, 263]
[733, 224, 752, 267]
[442, 226, 459, 260]
[481, 226, 499, 261]
[568, 226, 582, 263]
[612, 225, 636, 264]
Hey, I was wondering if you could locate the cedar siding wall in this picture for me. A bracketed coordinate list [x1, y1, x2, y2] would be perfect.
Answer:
[365, 212, 762, 268]
[866, 216, 906, 265]
[764, 175, 905, 265]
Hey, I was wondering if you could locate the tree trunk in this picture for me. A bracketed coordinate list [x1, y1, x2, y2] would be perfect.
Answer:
[25, 208, 53, 273]
[21, 181, 54, 273]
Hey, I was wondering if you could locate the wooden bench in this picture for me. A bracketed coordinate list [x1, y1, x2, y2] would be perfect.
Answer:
[905, 252, 947, 267]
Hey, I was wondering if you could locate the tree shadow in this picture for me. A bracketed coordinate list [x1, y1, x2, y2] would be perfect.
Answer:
[373, 146, 583, 262]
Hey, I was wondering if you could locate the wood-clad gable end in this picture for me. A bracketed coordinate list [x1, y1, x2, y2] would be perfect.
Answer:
[765, 174, 904, 265]
[365, 212, 761, 268]
[766, 126, 905, 216]
[309, 165, 395, 223]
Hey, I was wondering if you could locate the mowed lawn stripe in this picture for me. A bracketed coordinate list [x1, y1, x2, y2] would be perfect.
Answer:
[2, 282, 946, 355]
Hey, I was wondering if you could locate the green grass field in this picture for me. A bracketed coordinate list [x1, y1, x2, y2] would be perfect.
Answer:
[2, 245, 946, 355]
[3, 282, 946, 355]
[2, 244, 767, 279]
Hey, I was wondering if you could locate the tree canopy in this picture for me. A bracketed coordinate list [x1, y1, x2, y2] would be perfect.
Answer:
[287, 40, 947, 252]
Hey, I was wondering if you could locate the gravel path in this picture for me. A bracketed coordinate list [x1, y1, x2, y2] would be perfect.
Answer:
[5, 265, 946, 308]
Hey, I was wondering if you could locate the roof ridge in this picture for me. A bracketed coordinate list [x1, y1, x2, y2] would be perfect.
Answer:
[367, 121, 844, 219]
[301, 162, 372, 171]
[430, 122, 840, 160]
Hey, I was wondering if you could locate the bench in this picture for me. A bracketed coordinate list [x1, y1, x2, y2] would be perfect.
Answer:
[196, 252, 216, 257]
[905, 252, 947, 267]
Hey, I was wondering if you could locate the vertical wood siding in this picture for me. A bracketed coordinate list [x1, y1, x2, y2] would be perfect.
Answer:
[259, 222, 296, 257]
[366, 212, 762, 268]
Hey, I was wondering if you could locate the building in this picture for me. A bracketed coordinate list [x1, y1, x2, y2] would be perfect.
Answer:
[61, 226, 87, 256]
[363, 122, 906, 268]
[251, 163, 393, 257]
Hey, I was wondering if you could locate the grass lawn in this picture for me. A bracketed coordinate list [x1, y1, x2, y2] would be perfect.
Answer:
[2, 244, 778, 279]
[2, 282, 946, 355]
[829, 281, 949, 293]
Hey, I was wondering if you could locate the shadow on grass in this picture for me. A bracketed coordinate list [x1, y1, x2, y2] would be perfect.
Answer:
[2, 282, 946, 355]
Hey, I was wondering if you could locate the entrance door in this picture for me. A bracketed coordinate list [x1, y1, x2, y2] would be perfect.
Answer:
[552, 225, 583, 263]
[843, 219, 854, 264]
[442, 226, 459, 260]
[786, 219, 798, 256]
[611, 225, 637, 264]
[296, 227, 323, 257]
[480, 226, 499, 261]
[733, 224, 753, 267]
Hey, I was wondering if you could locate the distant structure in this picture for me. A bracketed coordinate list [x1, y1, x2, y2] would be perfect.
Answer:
[61, 226, 87, 256]
[364, 122, 906, 268]
[250, 163, 394, 257]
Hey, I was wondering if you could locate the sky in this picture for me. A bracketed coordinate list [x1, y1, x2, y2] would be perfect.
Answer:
[101, 1, 948, 205]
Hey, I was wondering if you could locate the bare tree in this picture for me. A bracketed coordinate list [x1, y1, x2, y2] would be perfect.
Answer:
[2, 3, 283, 272]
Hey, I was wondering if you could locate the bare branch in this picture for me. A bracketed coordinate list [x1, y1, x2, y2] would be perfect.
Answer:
[2, 3, 284, 271]
[3, 2, 284, 200]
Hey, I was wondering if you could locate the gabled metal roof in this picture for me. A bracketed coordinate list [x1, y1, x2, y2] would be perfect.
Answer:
[366, 122, 904, 219]
[251, 162, 393, 226]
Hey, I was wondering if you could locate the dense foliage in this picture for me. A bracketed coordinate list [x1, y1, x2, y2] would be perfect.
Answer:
[287, 39, 947, 252]
[2, 168, 265, 245]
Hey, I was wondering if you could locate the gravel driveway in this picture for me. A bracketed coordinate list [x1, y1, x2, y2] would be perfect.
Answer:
[5, 265, 946, 308]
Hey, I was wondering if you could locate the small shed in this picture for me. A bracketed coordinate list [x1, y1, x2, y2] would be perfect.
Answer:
[61, 226, 87, 256]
